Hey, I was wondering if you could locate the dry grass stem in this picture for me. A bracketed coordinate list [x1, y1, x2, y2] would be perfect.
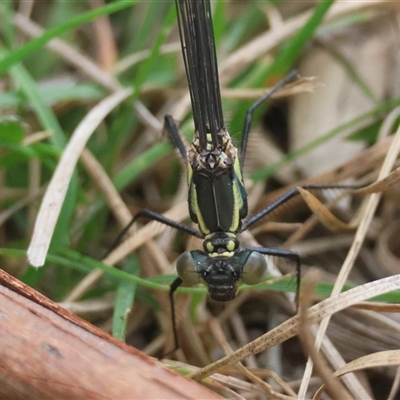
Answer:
[298, 271, 353, 400]
[298, 111, 400, 398]
[191, 274, 400, 381]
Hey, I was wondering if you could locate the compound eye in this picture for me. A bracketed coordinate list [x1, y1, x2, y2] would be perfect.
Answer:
[176, 251, 201, 286]
[242, 252, 268, 285]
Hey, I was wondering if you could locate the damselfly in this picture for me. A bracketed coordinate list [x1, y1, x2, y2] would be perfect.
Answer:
[112, 0, 354, 351]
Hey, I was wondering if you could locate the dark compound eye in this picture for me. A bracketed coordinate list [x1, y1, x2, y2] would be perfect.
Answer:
[176, 251, 201, 285]
[241, 252, 268, 285]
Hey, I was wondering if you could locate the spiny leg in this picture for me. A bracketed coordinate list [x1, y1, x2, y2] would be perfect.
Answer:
[102, 208, 202, 356]
[164, 276, 184, 356]
[164, 114, 188, 162]
[104, 115, 193, 260]
[241, 184, 360, 231]
[239, 70, 298, 162]
[241, 183, 362, 306]
[102, 209, 202, 259]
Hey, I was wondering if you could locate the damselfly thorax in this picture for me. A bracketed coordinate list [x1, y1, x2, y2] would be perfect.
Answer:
[187, 128, 247, 235]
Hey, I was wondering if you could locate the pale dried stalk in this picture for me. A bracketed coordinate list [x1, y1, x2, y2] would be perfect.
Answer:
[190, 274, 400, 381]
[27, 89, 132, 267]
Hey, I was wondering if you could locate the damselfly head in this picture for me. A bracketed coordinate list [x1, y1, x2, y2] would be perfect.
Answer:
[176, 249, 269, 302]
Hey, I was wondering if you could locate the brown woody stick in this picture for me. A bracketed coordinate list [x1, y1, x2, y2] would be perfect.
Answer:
[0, 269, 220, 399]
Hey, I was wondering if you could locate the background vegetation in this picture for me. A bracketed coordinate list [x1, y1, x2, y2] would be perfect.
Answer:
[1, 1, 400, 398]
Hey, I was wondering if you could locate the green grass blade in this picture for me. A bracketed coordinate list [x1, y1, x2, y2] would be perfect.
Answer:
[252, 96, 400, 182]
[112, 255, 139, 340]
[268, 0, 335, 77]
[4, 247, 400, 303]
[133, 3, 176, 94]
[0, 46, 65, 149]
[0, 0, 137, 76]
[113, 142, 172, 190]
[319, 42, 377, 103]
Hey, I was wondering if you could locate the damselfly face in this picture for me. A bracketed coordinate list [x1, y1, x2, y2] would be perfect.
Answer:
[176, 249, 269, 302]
